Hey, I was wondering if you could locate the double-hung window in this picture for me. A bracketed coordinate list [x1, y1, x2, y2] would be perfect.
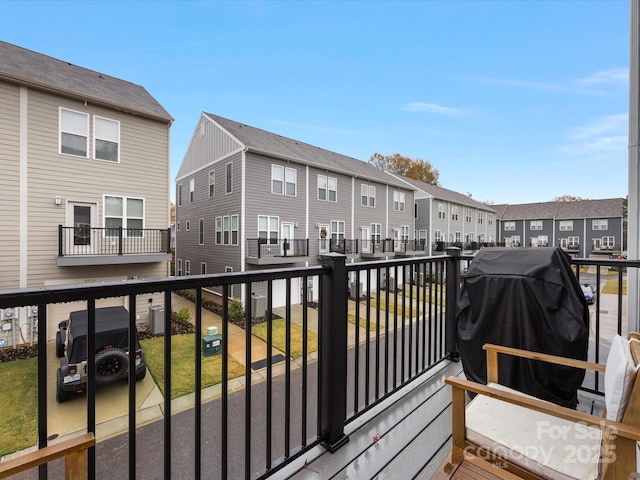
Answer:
[504, 221, 516, 231]
[258, 216, 279, 244]
[451, 207, 458, 221]
[199, 219, 204, 245]
[318, 175, 337, 202]
[361, 184, 376, 207]
[190, 179, 195, 203]
[438, 203, 446, 219]
[530, 220, 543, 230]
[94, 116, 119, 162]
[104, 196, 144, 237]
[465, 209, 472, 223]
[592, 219, 608, 230]
[209, 171, 215, 198]
[215, 217, 222, 244]
[478, 212, 484, 224]
[559, 220, 573, 231]
[488, 214, 494, 226]
[272, 165, 296, 196]
[330, 220, 345, 240]
[371, 223, 382, 242]
[226, 162, 233, 194]
[393, 191, 405, 211]
[401, 225, 409, 242]
[215, 215, 238, 245]
[60, 108, 89, 157]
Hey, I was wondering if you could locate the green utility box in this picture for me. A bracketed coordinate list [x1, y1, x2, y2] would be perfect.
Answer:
[202, 333, 222, 356]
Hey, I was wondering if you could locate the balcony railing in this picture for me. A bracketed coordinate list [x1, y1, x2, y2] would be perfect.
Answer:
[318, 238, 359, 255]
[246, 238, 310, 261]
[0, 250, 636, 478]
[58, 225, 171, 257]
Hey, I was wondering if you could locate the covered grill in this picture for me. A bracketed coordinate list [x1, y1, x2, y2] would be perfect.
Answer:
[456, 247, 589, 408]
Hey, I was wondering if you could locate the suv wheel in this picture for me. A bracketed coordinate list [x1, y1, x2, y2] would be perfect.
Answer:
[56, 368, 70, 403]
[95, 349, 129, 385]
[55, 331, 65, 358]
[135, 368, 147, 382]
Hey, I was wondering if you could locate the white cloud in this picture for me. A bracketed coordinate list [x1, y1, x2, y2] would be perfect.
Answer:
[560, 113, 628, 156]
[404, 102, 470, 116]
[577, 68, 628, 86]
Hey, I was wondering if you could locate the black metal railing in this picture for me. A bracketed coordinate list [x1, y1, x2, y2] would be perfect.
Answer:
[59, 225, 171, 257]
[360, 239, 395, 254]
[319, 238, 359, 255]
[246, 239, 310, 259]
[0, 250, 636, 478]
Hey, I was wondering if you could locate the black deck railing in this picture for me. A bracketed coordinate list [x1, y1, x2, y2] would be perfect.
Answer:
[58, 225, 171, 257]
[246, 239, 310, 259]
[0, 250, 636, 478]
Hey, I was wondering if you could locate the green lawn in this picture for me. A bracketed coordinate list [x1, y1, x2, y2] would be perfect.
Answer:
[603, 278, 627, 295]
[0, 357, 38, 456]
[141, 334, 245, 399]
[252, 318, 318, 358]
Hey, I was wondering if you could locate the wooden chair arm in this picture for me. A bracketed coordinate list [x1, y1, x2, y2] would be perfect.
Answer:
[483, 343, 604, 383]
[0, 432, 95, 479]
[446, 377, 640, 442]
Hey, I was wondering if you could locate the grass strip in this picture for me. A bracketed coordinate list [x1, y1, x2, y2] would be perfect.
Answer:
[252, 318, 318, 358]
[0, 357, 37, 456]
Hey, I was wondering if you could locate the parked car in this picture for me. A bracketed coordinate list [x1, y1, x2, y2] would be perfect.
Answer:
[580, 283, 596, 305]
[55, 306, 146, 402]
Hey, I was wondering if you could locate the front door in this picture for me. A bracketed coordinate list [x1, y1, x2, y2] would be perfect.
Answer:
[361, 227, 371, 253]
[66, 202, 97, 254]
[281, 222, 294, 255]
[318, 224, 329, 254]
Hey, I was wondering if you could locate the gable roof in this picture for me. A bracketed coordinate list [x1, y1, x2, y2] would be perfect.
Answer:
[387, 173, 496, 212]
[204, 113, 412, 190]
[495, 198, 624, 220]
[0, 41, 172, 123]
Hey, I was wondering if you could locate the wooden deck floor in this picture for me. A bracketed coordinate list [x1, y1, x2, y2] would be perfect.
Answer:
[280, 359, 605, 480]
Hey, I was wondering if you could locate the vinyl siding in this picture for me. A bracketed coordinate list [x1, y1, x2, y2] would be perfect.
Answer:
[23, 87, 170, 287]
[0, 81, 21, 289]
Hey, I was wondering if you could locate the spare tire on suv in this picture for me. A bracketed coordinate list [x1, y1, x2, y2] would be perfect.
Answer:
[55, 306, 147, 402]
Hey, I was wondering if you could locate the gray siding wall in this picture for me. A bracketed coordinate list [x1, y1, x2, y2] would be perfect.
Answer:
[1, 84, 170, 289]
[0, 82, 20, 289]
[414, 198, 431, 233]
[175, 150, 243, 277]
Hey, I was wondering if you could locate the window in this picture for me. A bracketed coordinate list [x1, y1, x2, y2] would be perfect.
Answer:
[559, 220, 573, 231]
[361, 184, 376, 207]
[593, 219, 608, 230]
[602, 236, 615, 248]
[177, 222, 180, 231]
[401, 225, 409, 241]
[504, 221, 516, 231]
[186, 221, 190, 231]
[258, 216, 279, 243]
[190, 179, 195, 203]
[530, 220, 543, 230]
[272, 165, 296, 196]
[434, 230, 442, 241]
[223, 216, 230, 244]
[215, 217, 222, 244]
[465, 209, 472, 223]
[177, 259, 182, 276]
[209, 171, 215, 198]
[60, 108, 88, 157]
[414, 204, 418, 219]
[199, 219, 204, 245]
[488, 214, 494, 226]
[330, 220, 345, 240]
[93, 116, 119, 162]
[318, 175, 337, 202]
[231, 215, 238, 245]
[226, 162, 232, 194]
[393, 191, 405, 211]
[510, 235, 521, 247]
[538, 235, 549, 246]
[438, 203, 446, 219]
[104, 196, 144, 237]
[455, 231, 461, 242]
[451, 207, 458, 221]
[568, 236, 579, 247]
[185, 260, 190, 276]
[371, 223, 382, 242]
[478, 212, 484, 224]
[178, 184, 182, 206]
[201, 263, 207, 275]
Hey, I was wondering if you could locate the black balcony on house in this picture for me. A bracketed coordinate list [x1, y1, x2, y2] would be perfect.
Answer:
[360, 238, 395, 258]
[246, 238, 310, 265]
[57, 225, 172, 266]
[1, 251, 634, 479]
[317, 238, 359, 257]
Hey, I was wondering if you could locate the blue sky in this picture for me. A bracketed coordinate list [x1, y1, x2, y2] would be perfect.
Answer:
[1, 0, 630, 204]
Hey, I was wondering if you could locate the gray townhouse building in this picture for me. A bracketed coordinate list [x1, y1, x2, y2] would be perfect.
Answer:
[386, 173, 498, 255]
[175, 113, 416, 308]
[494, 198, 625, 257]
[0, 42, 173, 346]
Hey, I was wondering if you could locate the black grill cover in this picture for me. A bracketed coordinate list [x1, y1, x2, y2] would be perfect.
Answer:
[456, 247, 589, 408]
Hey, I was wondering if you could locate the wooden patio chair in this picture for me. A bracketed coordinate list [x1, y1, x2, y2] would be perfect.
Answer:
[435, 333, 640, 480]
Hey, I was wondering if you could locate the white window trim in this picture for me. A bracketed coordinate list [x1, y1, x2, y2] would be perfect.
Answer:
[226, 162, 233, 194]
[93, 115, 120, 163]
[209, 170, 215, 198]
[185, 260, 190, 276]
[199, 218, 204, 245]
[190, 179, 195, 203]
[103, 195, 145, 238]
[59, 107, 89, 158]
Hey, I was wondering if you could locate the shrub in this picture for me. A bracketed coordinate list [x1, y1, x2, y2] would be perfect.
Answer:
[228, 300, 245, 324]
[171, 306, 192, 326]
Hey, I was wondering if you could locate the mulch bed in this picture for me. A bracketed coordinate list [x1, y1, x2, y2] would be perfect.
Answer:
[0, 320, 197, 363]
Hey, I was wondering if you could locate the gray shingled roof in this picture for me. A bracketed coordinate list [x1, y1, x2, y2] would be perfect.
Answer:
[0, 41, 172, 123]
[390, 174, 496, 212]
[206, 113, 411, 189]
[495, 198, 624, 220]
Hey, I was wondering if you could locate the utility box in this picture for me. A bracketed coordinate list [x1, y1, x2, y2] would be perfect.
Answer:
[149, 305, 164, 335]
[251, 293, 266, 320]
[202, 333, 222, 356]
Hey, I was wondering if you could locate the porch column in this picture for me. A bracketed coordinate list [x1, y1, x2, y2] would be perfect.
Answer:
[445, 246, 461, 360]
[629, 0, 640, 332]
[319, 252, 349, 452]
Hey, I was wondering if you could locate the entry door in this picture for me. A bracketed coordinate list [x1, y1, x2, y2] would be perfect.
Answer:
[361, 227, 371, 253]
[66, 202, 97, 254]
[281, 222, 294, 255]
[318, 224, 329, 254]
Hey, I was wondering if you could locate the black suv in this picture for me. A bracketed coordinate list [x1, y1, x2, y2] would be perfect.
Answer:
[55, 306, 147, 403]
